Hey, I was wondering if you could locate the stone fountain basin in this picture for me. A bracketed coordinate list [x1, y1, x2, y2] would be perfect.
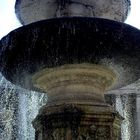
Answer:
[0, 17, 140, 92]
[15, 0, 130, 25]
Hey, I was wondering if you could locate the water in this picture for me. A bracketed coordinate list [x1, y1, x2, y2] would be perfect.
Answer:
[0, 74, 47, 140]
[0, 72, 138, 140]
[105, 93, 137, 140]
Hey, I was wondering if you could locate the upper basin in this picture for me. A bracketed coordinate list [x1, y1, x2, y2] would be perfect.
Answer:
[15, 0, 130, 25]
[0, 17, 140, 92]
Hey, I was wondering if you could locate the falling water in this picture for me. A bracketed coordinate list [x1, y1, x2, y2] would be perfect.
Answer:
[105, 92, 137, 140]
[0, 69, 138, 140]
[0, 73, 47, 140]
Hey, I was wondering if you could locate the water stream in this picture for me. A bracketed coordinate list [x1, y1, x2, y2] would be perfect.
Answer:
[0, 72, 138, 140]
[0, 74, 47, 140]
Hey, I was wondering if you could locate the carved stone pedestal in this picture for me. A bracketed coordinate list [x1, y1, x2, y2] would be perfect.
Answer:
[33, 103, 122, 140]
[32, 64, 123, 140]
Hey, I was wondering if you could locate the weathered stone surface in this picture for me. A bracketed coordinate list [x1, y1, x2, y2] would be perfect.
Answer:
[32, 63, 117, 104]
[33, 103, 122, 140]
[15, 0, 130, 25]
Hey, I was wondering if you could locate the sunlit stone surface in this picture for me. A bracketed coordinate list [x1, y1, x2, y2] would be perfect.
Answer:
[15, 0, 130, 24]
[32, 64, 117, 104]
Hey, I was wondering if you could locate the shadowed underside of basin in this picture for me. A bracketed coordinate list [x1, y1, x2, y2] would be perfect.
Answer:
[0, 17, 140, 96]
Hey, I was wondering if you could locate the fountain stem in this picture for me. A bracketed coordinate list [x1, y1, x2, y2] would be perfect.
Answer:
[32, 64, 122, 140]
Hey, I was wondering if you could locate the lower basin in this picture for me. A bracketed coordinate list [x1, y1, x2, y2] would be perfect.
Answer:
[0, 17, 140, 94]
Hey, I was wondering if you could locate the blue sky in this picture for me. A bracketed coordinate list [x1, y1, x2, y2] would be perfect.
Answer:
[0, 0, 140, 39]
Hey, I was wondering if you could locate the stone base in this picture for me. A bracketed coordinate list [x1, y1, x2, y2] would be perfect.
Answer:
[33, 103, 122, 140]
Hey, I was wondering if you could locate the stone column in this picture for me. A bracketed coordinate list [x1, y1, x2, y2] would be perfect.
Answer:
[31, 64, 123, 140]
[33, 103, 122, 140]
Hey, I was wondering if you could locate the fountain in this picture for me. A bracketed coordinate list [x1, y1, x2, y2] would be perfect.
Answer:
[0, 0, 140, 139]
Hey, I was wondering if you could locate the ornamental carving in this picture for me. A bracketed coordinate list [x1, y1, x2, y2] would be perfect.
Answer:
[49, 129, 64, 140]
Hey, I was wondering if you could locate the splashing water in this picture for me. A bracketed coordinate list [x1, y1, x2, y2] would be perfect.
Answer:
[0, 73, 48, 140]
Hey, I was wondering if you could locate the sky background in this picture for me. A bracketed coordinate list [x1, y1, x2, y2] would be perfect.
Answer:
[0, 0, 140, 39]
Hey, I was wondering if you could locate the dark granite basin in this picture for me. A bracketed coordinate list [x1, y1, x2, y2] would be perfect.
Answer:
[0, 17, 140, 91]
